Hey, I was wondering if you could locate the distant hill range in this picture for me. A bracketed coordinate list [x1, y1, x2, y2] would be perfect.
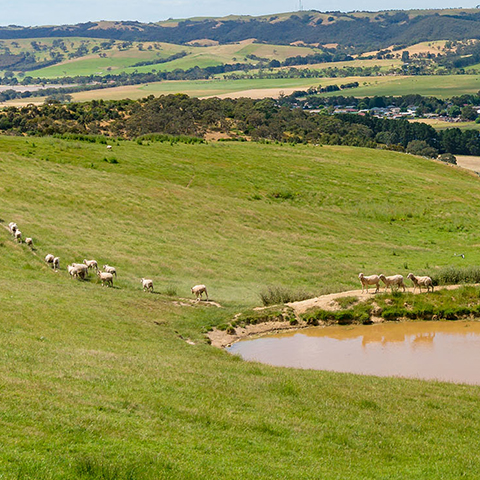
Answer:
[3, 9, 480, 51]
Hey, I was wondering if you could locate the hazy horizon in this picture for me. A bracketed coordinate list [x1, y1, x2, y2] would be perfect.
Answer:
[1, 1, 478, 27]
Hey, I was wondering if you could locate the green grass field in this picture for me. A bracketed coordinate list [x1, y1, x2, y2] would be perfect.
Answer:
[2, 136, 480, 478]
[319, 74, 480, 98]
[414, 118, 480, 131]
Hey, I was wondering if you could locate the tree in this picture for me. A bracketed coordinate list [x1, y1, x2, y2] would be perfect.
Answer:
[461, 105, 478, 121]
[406, 140, 438, 158]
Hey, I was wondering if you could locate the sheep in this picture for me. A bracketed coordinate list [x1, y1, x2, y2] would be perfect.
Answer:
[72, 263, 89, 276]
[141, 278, 153, 292]
[103, 265, 117, 277]
[45, 254, 55, 266]
[53, 257, 60, 270]
[407, 273, 434, 293]
[14, 230, 22, 243]
[379, 274, 406, 293]
[68, 264, 86, 279]
[106, 145, 112, 150]
[83, 259, 98, 271]
[191, 284, 208, 301]
[358, 273, 380, 294]
[25, 237, 33, 247]
[97, 270, 114, 287]
[8, 222, 17, 234]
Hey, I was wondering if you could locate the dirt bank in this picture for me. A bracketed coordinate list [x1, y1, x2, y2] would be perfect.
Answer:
[208, 284, 477, 348]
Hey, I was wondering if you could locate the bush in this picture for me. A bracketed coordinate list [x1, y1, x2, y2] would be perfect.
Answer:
[406, 140, 438, 158]
[259, 286, 312, 306]
[438, 153, 457, 165]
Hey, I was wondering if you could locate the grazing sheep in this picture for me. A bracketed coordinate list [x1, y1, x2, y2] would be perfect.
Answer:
[68, 264, 86, 279]
[407, 273, 434, 293]
[106, 145, 112, 150]
[14, 230, 22, 243]
[45, 254, 55, 266]
[8, 222, 17, 234]
[25, 237, 33, 247]
[103, 265, 117, 277]
[83, 259, 98, 271]
[358, 273, 380, 294]
[191, 284, 208, 301]
[97, 271, 114, 287]
[379, 274, 406, 293]
[72, 263, 89, 276]
[141, 278, 153, 292]
[53, 257, 60, 270]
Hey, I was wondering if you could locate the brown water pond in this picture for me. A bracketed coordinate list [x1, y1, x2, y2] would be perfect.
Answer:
[227, 321, 480, 384]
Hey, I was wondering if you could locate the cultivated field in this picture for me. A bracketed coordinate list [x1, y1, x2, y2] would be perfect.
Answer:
[2, 137, 480, 478]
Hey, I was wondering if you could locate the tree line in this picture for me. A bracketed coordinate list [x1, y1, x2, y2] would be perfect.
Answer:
[0, 94, 478, 157]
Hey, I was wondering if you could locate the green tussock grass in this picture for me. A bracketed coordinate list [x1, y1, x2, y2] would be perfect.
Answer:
[2, 136, 480, 477]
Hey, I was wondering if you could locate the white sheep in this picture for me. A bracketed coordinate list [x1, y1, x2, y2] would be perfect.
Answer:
[407, 273, 434, 293]
[25, 237, 33, 247]
[83, 259, 98, 271]
[191, 284, 208, 301]
[14, 230, 22, 243]
[53, 257, 60, 270]
[8, 222, 17, 234]
[358, 273, 380, 293]
[106, 145, 112, 150]
[103, 265, 117, 277]
[68, 264, 86, 279]
[141, 278, 153, 292]
[45, 254, 55, 266]
[72, 263, 89, 276]
[97, 270, 113, 287]
[379, 274, 406, 293]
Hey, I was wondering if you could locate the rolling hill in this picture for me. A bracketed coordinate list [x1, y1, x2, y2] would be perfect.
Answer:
[2, 9, 480, 51]
[2, 136, 480, 477]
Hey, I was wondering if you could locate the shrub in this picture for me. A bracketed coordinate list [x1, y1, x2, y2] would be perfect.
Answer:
[406, 140, 438, 158]
[259, 286, 312, 306]
[438, 153, 457, 165]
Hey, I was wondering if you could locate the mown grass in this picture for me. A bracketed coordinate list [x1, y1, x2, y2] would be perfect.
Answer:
[2, 137, 480, 478]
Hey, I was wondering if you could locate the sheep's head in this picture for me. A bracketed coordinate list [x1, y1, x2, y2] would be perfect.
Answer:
[379, 274, 386, 281]
[358, 273, 364, 279]
[407, 273, 414, 280]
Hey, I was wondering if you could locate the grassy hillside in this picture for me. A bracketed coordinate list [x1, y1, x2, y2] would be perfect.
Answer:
[0, 37, 323, 78]
[2, 137, 480, 478]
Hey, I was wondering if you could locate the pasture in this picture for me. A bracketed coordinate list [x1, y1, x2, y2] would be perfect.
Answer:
[16, 38, 324, 78]
[1, 137, 480, 478]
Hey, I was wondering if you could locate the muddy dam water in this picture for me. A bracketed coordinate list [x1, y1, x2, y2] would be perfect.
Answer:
[227, 321, 480, 385]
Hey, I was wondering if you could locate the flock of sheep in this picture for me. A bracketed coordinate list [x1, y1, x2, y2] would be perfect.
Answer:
[8, 221, 434, 303]
[7, 221, 209, 300]
[358, 272, 434, 294]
